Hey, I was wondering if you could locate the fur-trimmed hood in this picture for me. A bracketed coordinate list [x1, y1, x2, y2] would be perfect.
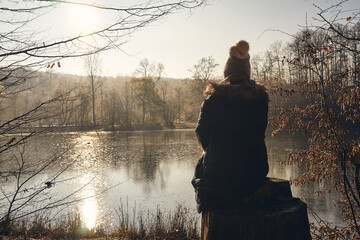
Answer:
[203, 80, 269, 103]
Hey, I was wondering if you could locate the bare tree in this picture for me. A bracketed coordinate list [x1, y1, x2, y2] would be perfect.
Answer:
[133, 58, 165, 82]
[134, 58, 155, 78]
[84, 54, 102, 126]
[129, 77, 164, 126]
[270, 41, 285, 84]
[188, 56, 219, 115]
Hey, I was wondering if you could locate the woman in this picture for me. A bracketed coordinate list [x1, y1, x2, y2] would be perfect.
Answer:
[192, 40, 269, 213]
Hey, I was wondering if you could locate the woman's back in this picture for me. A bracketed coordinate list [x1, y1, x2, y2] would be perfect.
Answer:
[193, 80, 269, 212]
[192, 40, 269, 213]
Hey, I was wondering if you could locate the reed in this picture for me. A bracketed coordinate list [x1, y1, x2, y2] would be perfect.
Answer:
[1, 203, 200, 239]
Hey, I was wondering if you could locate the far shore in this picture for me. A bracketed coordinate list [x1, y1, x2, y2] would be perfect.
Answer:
[7, 122, 198, 134]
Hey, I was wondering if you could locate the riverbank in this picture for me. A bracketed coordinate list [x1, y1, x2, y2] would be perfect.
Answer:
[1, 205, 200, 240]
[8, 122, 197, 134]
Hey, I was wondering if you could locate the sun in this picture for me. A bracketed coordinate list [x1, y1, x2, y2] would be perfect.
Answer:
[70, 5, 99, 34]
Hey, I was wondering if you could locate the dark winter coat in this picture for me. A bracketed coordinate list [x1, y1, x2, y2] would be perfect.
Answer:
[191, 79, 269, 213]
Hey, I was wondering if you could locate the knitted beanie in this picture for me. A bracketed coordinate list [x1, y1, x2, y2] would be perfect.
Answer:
[223, 40, 251, 83]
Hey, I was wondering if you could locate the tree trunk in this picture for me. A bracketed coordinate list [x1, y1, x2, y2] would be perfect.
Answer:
[142, 100, 146, 126]
[91, 76, 96, 126]
[201, 178, 311, 240]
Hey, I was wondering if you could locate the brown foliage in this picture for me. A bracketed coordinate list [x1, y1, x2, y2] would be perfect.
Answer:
[267, 4, 360, 238]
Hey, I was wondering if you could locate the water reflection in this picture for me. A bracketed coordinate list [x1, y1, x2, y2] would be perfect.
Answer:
[72, 134, 101, 229]
[8, 129, 343, 228]
[266, 132, 341, 224]
[129, 134, 168, 193]
[81, 187, 98, 229]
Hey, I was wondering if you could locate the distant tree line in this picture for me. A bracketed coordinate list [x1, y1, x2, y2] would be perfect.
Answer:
[251, 22, 360, 107]
[0, 56, 220, 131]
[252, 27, 360, 87]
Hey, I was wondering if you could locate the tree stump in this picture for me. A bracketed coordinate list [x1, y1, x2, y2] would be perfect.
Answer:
[201, 178, 311, 240]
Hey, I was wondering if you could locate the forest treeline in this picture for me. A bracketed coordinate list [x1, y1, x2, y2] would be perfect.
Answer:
[0, 57, 220, 131]
[1, 24, 359, 132]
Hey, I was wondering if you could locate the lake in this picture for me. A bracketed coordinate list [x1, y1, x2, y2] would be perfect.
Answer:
[0, 129, 342, 230]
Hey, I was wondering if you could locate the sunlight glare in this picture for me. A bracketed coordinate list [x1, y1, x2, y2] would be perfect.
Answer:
[79, 172, 99, 230]
[72, 134, 97, 167]
[70, 5, 98, 34]
[81, 193, 98, 229]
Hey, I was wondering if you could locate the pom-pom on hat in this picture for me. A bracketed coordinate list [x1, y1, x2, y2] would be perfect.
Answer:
[224, 40, 251, 83]
[231, 40, 250, 59]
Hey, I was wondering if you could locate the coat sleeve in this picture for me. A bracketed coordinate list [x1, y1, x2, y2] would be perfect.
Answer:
[195, 99, 212, 151]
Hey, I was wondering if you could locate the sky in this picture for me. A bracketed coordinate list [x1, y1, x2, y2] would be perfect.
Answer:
[9, 0, 360, 79]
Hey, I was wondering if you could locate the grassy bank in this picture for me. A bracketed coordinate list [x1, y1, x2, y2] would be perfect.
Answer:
[1, 205, 200, 240]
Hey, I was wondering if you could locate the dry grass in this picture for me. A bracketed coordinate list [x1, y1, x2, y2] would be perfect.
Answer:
[1, 204, 200, 240]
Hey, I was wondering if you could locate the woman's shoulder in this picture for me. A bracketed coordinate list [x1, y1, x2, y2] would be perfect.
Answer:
[203, 80, 268, 103]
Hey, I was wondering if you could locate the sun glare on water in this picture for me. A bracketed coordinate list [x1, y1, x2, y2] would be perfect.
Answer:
[81, 192, 98, 230]
[74, 136, 99, 230]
